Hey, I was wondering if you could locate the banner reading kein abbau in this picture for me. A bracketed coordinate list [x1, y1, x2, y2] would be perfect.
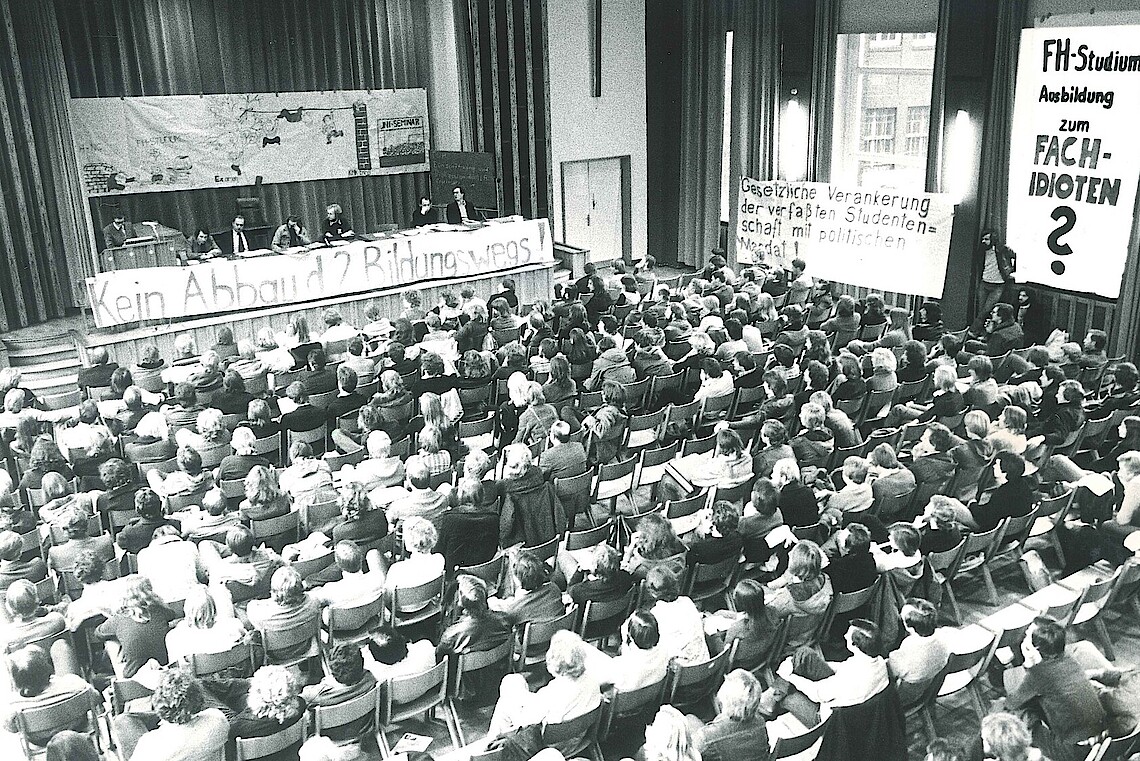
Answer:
[85, 219, 553, 328]
[735, 179, 955, 298]
[1006, 26, 1140, 299]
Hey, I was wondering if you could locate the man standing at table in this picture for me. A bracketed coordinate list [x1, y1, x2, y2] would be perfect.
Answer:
[445, 186, 485, 224]
[219, 215, 251, 256]
[271, 215, 313, 253]
[102, 213, 131, 250]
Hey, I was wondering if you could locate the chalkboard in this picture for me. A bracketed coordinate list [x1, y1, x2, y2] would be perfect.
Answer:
[430, 151, 499, 214]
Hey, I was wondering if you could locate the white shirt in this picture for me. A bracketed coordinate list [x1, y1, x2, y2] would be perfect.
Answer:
[651, 597, 711, 665]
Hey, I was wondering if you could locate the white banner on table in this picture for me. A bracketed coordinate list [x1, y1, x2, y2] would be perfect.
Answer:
[735, 179, 955, 298]
[71, 89, 429, 196]
[1006, 26, 1140, 299]
[85, 219, 554, 328]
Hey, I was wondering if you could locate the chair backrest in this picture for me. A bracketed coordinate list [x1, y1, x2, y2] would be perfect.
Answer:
[390, 573, 445, 620]
[15, 689, 98, 745]
[191, 642, 252, 678]
[381, 659, 449, 722]
[680, 432, 717, 458]
[313, 681, 379, 739]
[541, 702, 603, 759]
[772, 710, 831, 759]
[451, 638, 513, 696]
[578, 585, 637, 636]
[667, 643, 734, 706]
[327, 589, 386, 634]
[519, 605, 578, 659]
[457, 554, 506, 585]
[565, 520, 616, 552]
[249, 511, 300, 550]
[234, 716, 307, 760]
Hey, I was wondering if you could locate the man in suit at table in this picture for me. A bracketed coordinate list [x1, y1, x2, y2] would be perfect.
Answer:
[218, 214, 252, 256]
[102, 214, 131, 250]
[445, 186, 485, 225]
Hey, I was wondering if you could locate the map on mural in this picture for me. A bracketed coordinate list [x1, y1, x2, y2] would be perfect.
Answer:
[70, 89, 429, 196]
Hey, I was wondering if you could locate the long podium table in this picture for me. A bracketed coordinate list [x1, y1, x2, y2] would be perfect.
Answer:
[85, 218, 555, 329]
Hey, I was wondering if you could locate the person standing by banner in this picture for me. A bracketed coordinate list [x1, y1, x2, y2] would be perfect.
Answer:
[974, 229, 1015, 327]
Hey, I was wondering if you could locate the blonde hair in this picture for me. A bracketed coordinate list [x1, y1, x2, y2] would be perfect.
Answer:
[247, 665, 300, 723]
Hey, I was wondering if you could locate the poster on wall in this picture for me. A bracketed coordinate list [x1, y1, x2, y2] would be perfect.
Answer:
[1006, 26, 1140, 299]
[70, 89, 429, 197]
[735, 179, 956, 298]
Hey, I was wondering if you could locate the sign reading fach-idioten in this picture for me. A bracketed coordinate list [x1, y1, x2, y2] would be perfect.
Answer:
[1007, 26, 1140, 299]
[735, 179, 955, 298]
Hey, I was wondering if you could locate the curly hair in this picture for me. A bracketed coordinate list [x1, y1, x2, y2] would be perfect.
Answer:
[153, 668, 205, 725]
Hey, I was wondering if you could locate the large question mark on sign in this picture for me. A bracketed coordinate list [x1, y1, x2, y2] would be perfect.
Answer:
[1048, 205, 1076, 275]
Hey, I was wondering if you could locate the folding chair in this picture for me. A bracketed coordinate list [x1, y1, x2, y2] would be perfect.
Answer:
[592, 455, 638, 517]
[514, 606, 579, 673]
[390, 573, 445, 632]
[235, 717, 307, 760]
[540, 703, 604, 761]
[445, 639, 514, 746]
[191, 641, 254, 679]
[666, 643, 735, 710]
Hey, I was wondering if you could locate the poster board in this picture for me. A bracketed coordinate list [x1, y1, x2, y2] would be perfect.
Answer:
[71, 89, 429, 196]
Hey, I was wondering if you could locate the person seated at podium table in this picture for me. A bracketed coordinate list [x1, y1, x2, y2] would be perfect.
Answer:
[187, 227, 222, 262]
[445, 186, 485, 224]
[322, 203, 354, 242]
[410, 196, 436, 227]
[219, 215, 252, 256]
[102, 213, 130, 249]
[271, 215, 313, 253]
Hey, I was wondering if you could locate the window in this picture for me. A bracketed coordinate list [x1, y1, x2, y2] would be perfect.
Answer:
[860, 108, 896, 154]
[868, 32, 901, 47]
[831, 32, 935, 191]
[905, 105, 929, 156]
[720, 31, 734, 222]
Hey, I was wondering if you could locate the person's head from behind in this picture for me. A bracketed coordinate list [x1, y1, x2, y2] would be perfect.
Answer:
[625, 610, 660, 652]
[152, 667, 206, 725]
[646, 564, 682, 603]
[981, 712, 1034, 761]
[546, 630, 588, 681]
[326, 642, 366, 687]
[512, 550, 547, 592]
[248, 665, 300, 722]
[1023, 615, 1066, 665]
[846, 618, 880, 657]
[716, 669, 763, 723]
[8, 644, 53, 697]
[226, 525, 255, 558]
[45, 730, 100, 761]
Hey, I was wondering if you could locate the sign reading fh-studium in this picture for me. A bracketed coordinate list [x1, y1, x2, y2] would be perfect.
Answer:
[735, 178, 956, 298]
[85, 219, 554, 328]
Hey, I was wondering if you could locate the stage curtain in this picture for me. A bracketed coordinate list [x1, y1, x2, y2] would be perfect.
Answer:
[677, 0, 729, 268]
[0, 0, 80, 329]
[53, 0, 431, 247]
[974, 0, 1026, 235]
[807, 0, 839, 182]
[726, 0, 780, 269]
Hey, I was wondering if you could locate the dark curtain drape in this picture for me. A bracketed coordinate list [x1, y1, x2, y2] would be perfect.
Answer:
[726, 0, 780, 270]
[0, 0, 79, 329]
[677, 0, 729, 267]
[54, 0, 431, 248]
[974, 0, 1026, 236]
[807, 0, 838, 182]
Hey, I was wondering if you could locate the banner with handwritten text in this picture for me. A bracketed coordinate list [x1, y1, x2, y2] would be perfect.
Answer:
[735, 179, 955, 298]
[85, 219, 553, 328]
[1007, 26, 1140, 299]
